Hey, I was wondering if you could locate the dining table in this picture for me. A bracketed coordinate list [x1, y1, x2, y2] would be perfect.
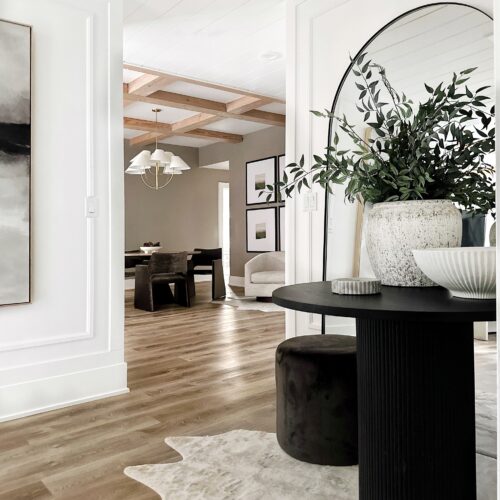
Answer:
[125, 250, 226, 300]
[124, 250, 201, 258]
[124, 250, 200, 268]
[273, 281, 496, 500]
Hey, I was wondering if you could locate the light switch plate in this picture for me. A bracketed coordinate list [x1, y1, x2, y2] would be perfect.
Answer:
[302, 192, 317, 212]
[86, 196, 99, 218]
[328, 216, 334, 233]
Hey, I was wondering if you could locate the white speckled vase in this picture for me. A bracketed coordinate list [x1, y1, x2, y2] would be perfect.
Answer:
[365, 200, 462, 287]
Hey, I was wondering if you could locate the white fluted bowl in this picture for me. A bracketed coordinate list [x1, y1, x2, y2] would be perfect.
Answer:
[412, 247, 496, 299]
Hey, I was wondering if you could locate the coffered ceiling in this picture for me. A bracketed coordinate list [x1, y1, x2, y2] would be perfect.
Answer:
[123, 0, 286, 148]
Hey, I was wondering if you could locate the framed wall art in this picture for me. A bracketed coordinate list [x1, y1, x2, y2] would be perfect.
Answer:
[246, 156, 276, 205]
[246, 207, 277, 252]
[0, 19, 31, 305]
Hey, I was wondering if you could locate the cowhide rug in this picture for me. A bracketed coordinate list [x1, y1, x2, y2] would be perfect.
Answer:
[125, 426, 496, 500]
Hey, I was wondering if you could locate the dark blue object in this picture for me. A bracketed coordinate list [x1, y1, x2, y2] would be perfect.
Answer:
[461, 212, 485, 247]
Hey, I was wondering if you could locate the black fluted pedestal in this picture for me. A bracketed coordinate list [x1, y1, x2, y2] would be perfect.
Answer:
[356, 318, 475, 500]
[272, 282, 496, 500]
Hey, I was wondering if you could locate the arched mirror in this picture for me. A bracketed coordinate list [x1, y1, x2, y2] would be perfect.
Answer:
[322, 3, 494, 330]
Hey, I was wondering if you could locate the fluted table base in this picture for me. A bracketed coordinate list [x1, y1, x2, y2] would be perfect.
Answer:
[356, 318, 476, 500]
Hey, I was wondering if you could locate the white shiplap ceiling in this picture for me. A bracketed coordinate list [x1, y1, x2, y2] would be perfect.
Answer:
[124, 0, 286, 98]
[339, 5, 494, 113]
[123, 0, 286, 148]
[330, 4, 494, 178]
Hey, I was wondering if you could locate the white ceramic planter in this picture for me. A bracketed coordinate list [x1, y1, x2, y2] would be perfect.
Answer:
[365, 200, 462, 287]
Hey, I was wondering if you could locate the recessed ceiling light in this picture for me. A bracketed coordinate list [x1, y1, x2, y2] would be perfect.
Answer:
[260, 50, 283, 61]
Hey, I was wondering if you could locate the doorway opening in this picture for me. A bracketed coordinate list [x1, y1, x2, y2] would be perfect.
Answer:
[218, 181, 230, 278]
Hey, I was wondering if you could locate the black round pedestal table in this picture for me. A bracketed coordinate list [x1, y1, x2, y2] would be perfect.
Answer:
[273, 282, 496, 500]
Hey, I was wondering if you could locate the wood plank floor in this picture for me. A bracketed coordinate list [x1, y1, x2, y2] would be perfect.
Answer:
[0, 283, 285, 499]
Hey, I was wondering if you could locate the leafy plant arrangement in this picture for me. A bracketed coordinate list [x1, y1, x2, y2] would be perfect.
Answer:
[264, 53, 495, 215]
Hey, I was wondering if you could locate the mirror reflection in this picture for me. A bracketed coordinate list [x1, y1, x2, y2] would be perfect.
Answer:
[324, 4, 495, 283]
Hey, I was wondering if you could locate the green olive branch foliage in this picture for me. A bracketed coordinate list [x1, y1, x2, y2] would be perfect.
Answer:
[261, 53, 496, 215]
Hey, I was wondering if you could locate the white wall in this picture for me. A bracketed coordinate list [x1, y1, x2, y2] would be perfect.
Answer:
[0, 0, 127, 421]
[495, 2, 500, 483]
[285, 0, 494, 338]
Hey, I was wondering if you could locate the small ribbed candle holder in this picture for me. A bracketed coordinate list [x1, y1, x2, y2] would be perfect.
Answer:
[331, 277, 381, 295]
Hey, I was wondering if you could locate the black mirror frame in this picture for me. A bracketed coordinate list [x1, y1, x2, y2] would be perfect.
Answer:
[321, 2, 493, 333]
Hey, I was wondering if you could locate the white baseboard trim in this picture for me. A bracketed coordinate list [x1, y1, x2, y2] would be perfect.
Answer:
[0, 362, 128, 422]
[308, 316, 356, 336]
[125, 278, 135, 290]
[229, 276, 244, 287]
[324, 326, 356, 336]
[474, 322, 489, 341]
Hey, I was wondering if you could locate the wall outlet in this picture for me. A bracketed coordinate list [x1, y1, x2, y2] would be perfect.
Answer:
[302, 191, 317, 212]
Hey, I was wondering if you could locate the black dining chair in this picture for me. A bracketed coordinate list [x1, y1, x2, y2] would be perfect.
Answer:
[134, 252, 191, 311]
[187, 248, 226, 299]
[191, 248, 223, 273]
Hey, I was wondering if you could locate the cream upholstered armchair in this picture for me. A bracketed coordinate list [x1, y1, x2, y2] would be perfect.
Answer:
[244, 251, 285, 298]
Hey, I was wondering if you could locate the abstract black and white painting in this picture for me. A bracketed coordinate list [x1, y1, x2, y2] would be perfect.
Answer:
[0, 19, 31, 305]
[246, 208, 277, 252]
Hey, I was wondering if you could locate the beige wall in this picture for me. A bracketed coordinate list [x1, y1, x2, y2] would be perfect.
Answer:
[199, 127, 286, 277]
[125, 142, 229, 251]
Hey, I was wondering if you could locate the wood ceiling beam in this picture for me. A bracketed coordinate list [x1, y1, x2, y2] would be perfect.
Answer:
[123, 62, 285, 104]
[123, 83, 133, 108]
[238, 109, 286, 127]
[124, 117, 242, 144]
[128, 131, 164, 147]
[124, 90, 226, 114]
[124, 117, 172, 134]
[127, 73, 177, 96]
[123, 68, 285, 147]
[170, 113, 220, 134]
[128, 113, 220, 147]
[226, 96, 270, 114]
[123, 90, 285, 127]
[182, 128, 243, 144]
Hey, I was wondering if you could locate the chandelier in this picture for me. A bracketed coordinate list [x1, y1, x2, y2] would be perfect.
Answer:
[125, 108, 190, 190]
